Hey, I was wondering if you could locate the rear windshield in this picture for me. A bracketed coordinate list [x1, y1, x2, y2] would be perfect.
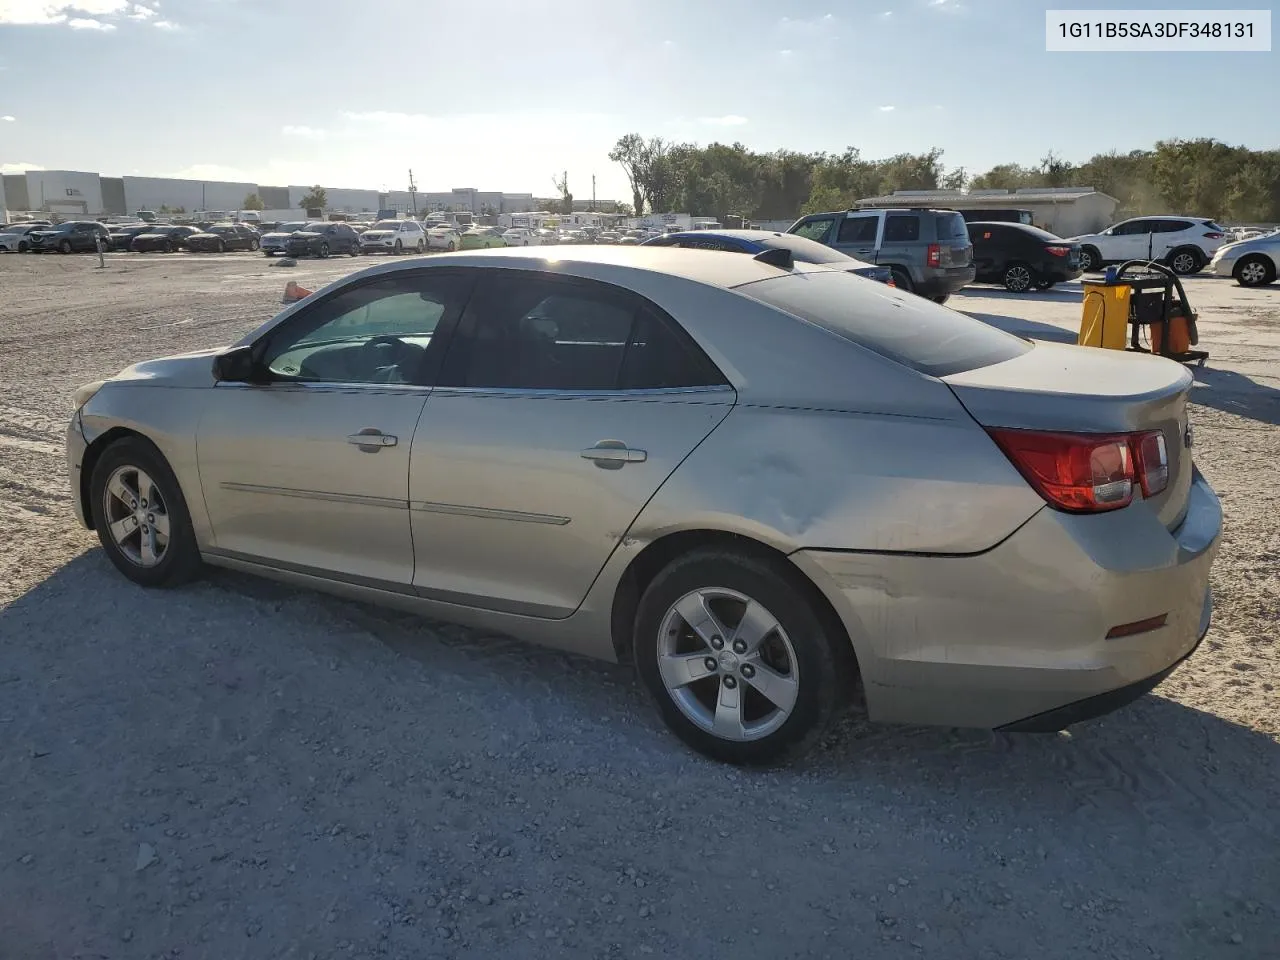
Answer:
[933, 212, 970, 242]
[736, 269, 1031, 377]
[970, 223, 1064, 243]
[373, 220, 401, 229]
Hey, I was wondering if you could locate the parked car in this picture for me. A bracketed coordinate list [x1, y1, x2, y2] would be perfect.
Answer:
[107, 223, 160, 252]
[642, 229, 894, 286]
[66, 246, 1221, 765]
[966, 222, 1083, 292]
[460, 226, 508, 250]
[131, 225, 200, 253]
[787, 207, 975, 303]
[1209, 228, 1280, 287]
[27, 221, 111, 254]
[501, 227, 539, 247]
[259, 221, 308, 257]
[957, 208, 1034, 226]
[0, 222, 49, 252]
[360, 220, 427, 255]
[534, 229, 560, 246]
[187, 223, 262, 253]
[283, 222, 362, 259]
[596, 231, 621, 245]
[1068, 217, 1226, 275]
[425, 224, 462, 251]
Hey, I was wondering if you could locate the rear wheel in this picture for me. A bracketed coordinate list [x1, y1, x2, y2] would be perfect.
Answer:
[318, 242, 330, 258]
[393, 240, 403, 255]
[889, 267, 914, 293]
[1167, 247, 1202, 276]
[1078, 246, 1102, 272]
[89, 437, 202, 588]
[634, 548, 853, 765]
[59, 239, 73, 254]
[250, 239, 260, 251]
[18, 241, 28, 253]
[215, 240, 225, 254]
[1002, 261, 1035, 293]
[416, 240, 425, 253]
[1234, 254, 1276, 287]
[447, 240, 457, 252]
[162, 240, 172, 254]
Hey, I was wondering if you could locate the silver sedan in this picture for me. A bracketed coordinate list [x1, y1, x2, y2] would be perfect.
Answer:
[66, 246, 1222, 764]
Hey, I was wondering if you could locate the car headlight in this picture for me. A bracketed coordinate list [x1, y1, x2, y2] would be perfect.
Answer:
[72, 380, 105, 412]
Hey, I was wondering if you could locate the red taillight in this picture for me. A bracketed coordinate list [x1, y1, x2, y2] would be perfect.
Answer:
[1203, 232, 1223, 239]
[988, 428, 1171, 512]
[988, 429, 1133, 512]
[926, 243, 940, 267]
[1044, 245, 1070, 257]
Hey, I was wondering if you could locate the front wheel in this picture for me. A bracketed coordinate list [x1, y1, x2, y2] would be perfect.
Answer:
[447, 240, 457, 252]
[1234, 254, 1276, 287]
[1078, 246, 1101, 273]
[1002, 261, 1034, 293]
[18, 241, 28, 252]
[634, 548, 853, 765]
[59, 240, 73, 254]
[162, 241, 172, 254]
[1167, 248, 1202, 275]
[416, 240, 425, 253]
[215, 240, 225, 254]
[317, 242, 330, 258]
[393, 240, 403, 255]
[250, 239, 260, 251]
[89, 437, 202, 588]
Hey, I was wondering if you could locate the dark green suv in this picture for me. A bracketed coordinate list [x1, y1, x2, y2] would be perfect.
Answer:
[788, 207, 975, 302]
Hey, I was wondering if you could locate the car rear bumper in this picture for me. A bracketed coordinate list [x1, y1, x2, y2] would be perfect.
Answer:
[791, 471, 1222, 730]
[915, 264, 977, 297]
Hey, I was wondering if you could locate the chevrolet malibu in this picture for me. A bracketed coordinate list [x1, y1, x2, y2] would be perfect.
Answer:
[65, 246, 1221, 764]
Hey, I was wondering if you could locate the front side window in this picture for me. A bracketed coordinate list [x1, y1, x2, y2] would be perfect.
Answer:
[439, 275, 725, 392]
[263, 274, 470, 385]
[791, 217, 834, 243]
[1112, 219, 1152, 236]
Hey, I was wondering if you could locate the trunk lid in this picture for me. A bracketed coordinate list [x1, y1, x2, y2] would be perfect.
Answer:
[943, 342, 1195, 529]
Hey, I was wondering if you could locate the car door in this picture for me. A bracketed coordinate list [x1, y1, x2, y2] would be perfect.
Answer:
[968, 224, 1002, 278]
[830, 211, 883, 262]
[408, 270, 736, 618]
[789, 215, 837, 245]
[1104, 218, 1155, 261]
[197, 270, 473, 584]
[1151, 219, 1192, 259]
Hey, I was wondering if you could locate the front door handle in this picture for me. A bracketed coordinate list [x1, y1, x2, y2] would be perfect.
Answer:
[347, 428, 398, 452]
[580, 439, 647, 470]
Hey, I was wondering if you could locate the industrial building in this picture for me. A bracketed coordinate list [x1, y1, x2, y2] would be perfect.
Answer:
[853, 187, 1120, 237]
[0, 169, 537, 221]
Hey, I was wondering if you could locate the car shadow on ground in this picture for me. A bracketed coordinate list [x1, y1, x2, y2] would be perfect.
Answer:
[960, 310, 1079, 344]
[956, 283, 1084, 304]
[1191, 366, 1280, 427]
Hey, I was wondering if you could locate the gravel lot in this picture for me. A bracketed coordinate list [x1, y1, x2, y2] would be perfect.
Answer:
[1, 251, 1277, 960]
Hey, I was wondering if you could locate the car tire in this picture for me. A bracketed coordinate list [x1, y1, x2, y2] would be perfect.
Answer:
[393, 240, 403, 255]
[318, 242, 330, 258]
[89, 436, 202, 589]
[59, 239, 73, 254]
[18, 241, 29, 253]
[1233, 254, 1276, 287]
[1002, 261, 1035, 293]
[1166, 247, 1202, 276]
[416, 240, 425, 253]
[349, 244, 360, 257]
[1078, 246, 1102, 273]
[250, 239, 260, 251]
[447, 241, 457, 252]
[889, 267, 914, 293]
[162, 240, 172, 254]
[633, 547, 854, 765]
[215, 240, 225, 254]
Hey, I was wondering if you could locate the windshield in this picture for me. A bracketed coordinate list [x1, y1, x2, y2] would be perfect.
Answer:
[372, 220, 401, 230]
[302, 222, 328, 231]
[276, 222, 306, 232]
[934, 212, 971, 242]
[736, 269, 1030, 377]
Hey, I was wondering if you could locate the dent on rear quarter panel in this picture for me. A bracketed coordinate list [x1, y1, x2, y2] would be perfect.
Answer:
[629, 403, 1044, 555]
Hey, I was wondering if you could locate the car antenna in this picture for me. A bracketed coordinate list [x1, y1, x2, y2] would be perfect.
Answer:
[752, 247, 794, 270]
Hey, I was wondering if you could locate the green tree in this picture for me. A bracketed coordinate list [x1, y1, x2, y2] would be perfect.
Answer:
[241, 193, 265, 211]
[299, 185, 327, 210]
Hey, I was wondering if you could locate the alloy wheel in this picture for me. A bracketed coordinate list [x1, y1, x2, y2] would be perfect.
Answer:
[657, 588, 800, 742]
[1004, 264, 1033, 292]
[1171, 251, 1198, 274]
[1238, 260, 1268, 285]
[1079, 249, 1095, 272]
[102, 465, 170, 568]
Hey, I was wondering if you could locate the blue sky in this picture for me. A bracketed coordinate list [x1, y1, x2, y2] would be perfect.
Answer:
[0, 0, 1275, 200]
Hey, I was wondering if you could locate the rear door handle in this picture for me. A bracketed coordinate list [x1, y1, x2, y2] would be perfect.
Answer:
[580, 439, 647, 469]
[347, 429, 398, 451]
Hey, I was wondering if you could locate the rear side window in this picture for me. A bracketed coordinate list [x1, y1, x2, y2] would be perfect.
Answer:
[933, 213, 970, 242]
[883, 215, 920, 242]
[735, 270, 1031, 378]
[836, 216, 877, 244]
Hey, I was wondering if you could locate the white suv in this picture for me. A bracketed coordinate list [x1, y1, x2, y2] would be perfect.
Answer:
[501, 227, 540, 247]
[359, 219, 426, 255]
[1068, 216, 1226, 275]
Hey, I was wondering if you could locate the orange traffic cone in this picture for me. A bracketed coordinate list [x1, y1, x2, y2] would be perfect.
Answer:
[282, 281, 313, 304]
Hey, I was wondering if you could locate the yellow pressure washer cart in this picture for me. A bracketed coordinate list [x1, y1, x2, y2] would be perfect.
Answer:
[1078, 260, 1208, 367]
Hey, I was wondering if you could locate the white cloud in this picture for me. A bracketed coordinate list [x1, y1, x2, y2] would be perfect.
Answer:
[878, 104, 896, 112]
[929, 0, 966, 11]
[779, 13, 834, 31]
[127, 2, 155, 18]
[0, 1, 138, 27]
[778, 48, 793, 57]
[282, 124, 327, 139]
[881, 10, 892, 17]
[700, 115, 748, 127]
[68, 17, 115, 29]
[1, 115, 15, 121]
[0, 161, 44, 174]
[152, 18, 177, 28]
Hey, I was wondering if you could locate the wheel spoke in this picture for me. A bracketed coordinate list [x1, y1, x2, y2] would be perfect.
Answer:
[107, 474, 137, 508]
[743, 661, 799, 715]
[730, 600, 778, 656]
[151, 511, 170, 540]
[712, 679, 745, 740]
[658, 653, 716, 689]
[108, 516, 135, 545]
[137, 471, 156, 509]
[139, 526, 159, 564]
[673, 592, 728, 649]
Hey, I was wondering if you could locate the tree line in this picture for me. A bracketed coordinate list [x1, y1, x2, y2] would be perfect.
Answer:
[608, 134, 1280, 224]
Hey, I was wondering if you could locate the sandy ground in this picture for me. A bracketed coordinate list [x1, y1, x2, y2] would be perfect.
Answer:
[0, 251, 1277, 960]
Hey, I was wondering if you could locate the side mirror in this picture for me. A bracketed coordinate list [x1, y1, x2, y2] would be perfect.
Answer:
[211, 345, 260, 384]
